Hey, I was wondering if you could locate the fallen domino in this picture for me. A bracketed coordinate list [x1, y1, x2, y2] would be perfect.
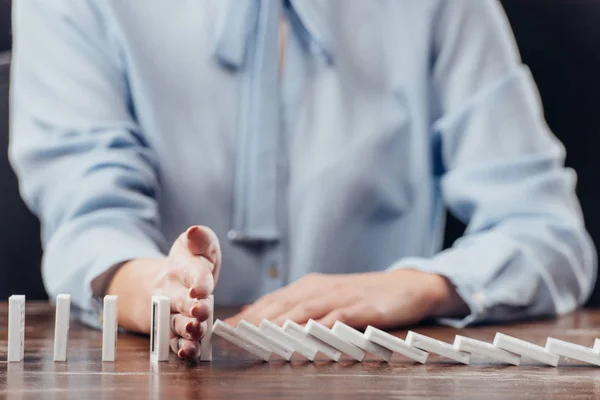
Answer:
[200, 295, 214, 362]
[454, 335, 520, 365]
[150, 295, 170, 362]
[406, 331, 470, 365]
[213, 320, 271, 361]
[237, 320, 295, 361]
[102, 295, 118, 362]
[8, 295, 25, 362]
[546, 337, 600, 366]
[306, 319, 366, 362]
[332, 321, 392, 362]
[493, 333, 559, 367]
[283, 320, 342, 361]
[364, 326, 428, 364]
[53, 294, 71, 362]
[259, 319, 319, 361]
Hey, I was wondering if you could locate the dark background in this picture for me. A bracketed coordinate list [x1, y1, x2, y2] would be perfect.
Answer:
[1, 1, 599, 305]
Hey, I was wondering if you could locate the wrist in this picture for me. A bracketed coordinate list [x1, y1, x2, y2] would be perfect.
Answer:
[107, 258, 166, 334]
[423, 272, 469, 319]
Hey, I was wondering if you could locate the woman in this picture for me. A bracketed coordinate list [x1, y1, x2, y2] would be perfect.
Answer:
[9, 0, 596, 359]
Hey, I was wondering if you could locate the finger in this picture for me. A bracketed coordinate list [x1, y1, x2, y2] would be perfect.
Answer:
[170, 226, 221, 279]
[170, 314, 205, 341]
[165, 283, 211, 320]
[232, 276, 328, 325]
[168, 250, 215, 299]
[316, 302, 372, 329]
[169, 337, 201, 360]
[272, 291, 358, 326]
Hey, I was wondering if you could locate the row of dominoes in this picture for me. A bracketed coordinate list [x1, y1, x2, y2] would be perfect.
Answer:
[212, 318, 600, 367]
[8, 293, 600, 367]
[6, 294, 215, 363]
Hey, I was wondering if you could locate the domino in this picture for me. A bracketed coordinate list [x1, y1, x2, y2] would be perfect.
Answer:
[364, 326, 429, 364]
[493, 333, 559, 367]
[594, 338, 600, 353]
[259, 319, 319, 361]
[454, 335, 520, 366]
[53, 294, 71, 362]
[200, 295, 214, 361]
[306, 319, 366, 362]
[8, 295, 25, 362]
[213, 320, 271, 361]
[102, 295, 118, 362]
[331, 321, 392, 362]
[406, 331, 470, 365]
[546, 338, 600, 366]
[283, 320, 342, 362]
[237, 320, 295, 361]
[150, 296, 171, 362]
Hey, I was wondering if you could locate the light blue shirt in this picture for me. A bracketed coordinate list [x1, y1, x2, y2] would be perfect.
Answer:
[9, 0, 596, 327]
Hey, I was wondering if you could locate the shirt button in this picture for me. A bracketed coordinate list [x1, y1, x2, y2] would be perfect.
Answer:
[268, 264, 280, 279]
[472, 292, 486, 307]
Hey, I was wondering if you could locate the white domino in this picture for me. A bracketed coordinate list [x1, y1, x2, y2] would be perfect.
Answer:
[237, 320, 295, 361]
[102, 295, 118, 362]
[213, 320, 271, 361]
[259, 319, 318, 361]
[332, 321, 392, 362]
[53, 294, 71, 362]
[454, 335, 520, 365]
[546, 338, 600, 366]
[283, 320, 342, 362]
[594, 338, 600, 353]
[493, 333, 559, 367]
[200, 295, 214, 361]
[406, 331, 470, 365]
[150, 296, 170, 362]
[8, 295, 25, 362]
[306, 319, 366, 362]
[364, 326, 429, 364]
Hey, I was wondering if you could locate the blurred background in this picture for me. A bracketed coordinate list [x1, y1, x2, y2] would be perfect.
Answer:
[0, 1, 599, 305]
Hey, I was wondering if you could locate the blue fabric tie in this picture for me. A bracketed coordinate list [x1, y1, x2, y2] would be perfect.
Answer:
[214, 0, 283, 244]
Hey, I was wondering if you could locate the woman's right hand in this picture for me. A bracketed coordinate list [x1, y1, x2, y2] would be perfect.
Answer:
[107, 225, 221, 360]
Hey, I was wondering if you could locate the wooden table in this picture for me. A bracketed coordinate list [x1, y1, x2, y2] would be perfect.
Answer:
[1, 302, 600, 399]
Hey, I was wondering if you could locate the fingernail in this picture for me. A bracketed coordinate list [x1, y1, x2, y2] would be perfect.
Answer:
[185, 321, 198, 335]
[186, 226, 199, 239]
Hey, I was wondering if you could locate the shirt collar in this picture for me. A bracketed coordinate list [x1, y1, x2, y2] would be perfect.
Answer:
[213, 0, 334, 70]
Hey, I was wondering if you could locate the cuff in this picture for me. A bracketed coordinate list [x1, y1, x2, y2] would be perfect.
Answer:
[388, 231, 520, 328]
[42, 214, 167, 325]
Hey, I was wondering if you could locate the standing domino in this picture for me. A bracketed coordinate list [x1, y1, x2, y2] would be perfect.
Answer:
[259, 319, 319, 361]
[332, 321, 393, 362]
[53, 294, 71, 362]
[493, 333, 559, 367]
[8, 295, 25, 362]
[306, 319, 366, 362]
[364, 326, 429, 364]
[594, 338, 600, 353]
[283, 320, 342, 362]
[406, 331, 470, 365]
[237, 320, 295, 361]
[213, 320, 272, 361]
[102, 295, 118, 362]
[454, 335, 520, 366]
[546, 338, 600, 366]
[200, 295, 214, 361]
[150, 296, 171, 362]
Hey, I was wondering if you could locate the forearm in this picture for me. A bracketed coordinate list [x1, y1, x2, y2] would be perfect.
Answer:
[106, 258, 167, 334]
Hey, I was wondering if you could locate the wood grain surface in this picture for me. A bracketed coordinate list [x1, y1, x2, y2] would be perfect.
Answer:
[1, 302, 600, 399]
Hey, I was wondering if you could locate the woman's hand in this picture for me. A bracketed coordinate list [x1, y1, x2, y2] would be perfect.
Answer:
[107, 225, 221, 360]
[225, 269, 466, 329]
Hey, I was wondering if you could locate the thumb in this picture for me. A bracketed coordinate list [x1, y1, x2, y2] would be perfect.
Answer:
[185, 226, 222, 282]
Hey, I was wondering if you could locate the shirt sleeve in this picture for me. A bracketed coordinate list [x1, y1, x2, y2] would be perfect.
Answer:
[390, 0, 597, 327]
[9, 0, 167, 321]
